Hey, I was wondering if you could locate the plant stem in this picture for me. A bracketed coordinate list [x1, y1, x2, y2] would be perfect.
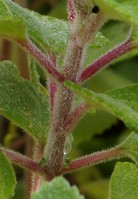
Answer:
[0, 147, 45, 177]
[45, 132, 66, 180]
[77, 39, 133, 82]
[48, 81, 57, 111]
[24, 135, 34, 199]
[67, 0, 76, 22]
[63, 147, 124, 173]
[45, 8, 105, 179]
[64, 104, 89, 133]
[72, 0, 88, 16]
[31, 143, 44, 192]
[0, 39, 11, 60]
[45, 36, 86, 180]
[19, 38, 64, 82]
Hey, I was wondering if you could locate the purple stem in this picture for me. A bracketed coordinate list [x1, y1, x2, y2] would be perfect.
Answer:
[19, 38, 64, 82]
[0, 147, 46, 177]
[67, 0, 76, 22]
[64, 104, 89, 134]
[77, 39, 133, 83]
[63, 147, 124, 173]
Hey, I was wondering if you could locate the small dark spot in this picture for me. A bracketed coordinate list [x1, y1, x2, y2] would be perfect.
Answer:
[92, 5, 99, 14]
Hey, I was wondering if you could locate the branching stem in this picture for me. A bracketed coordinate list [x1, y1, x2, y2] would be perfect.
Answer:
[67, 0, 76, 22]
[45, 7, 105, 180]
[0, 147, 46, 177]
[31, 143, 44, 192]
[19, 38, 64, 82]
[63, 147, 124, 174]
[77, 39, 133, 82]
[64, 104, 89, 133]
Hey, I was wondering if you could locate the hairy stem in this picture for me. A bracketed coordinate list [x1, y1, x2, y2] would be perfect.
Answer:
[0, 39, 11, 60]
[45, 132, 66, 180]
[31, 143, 44, 192]
[0, 147, 45, 177]
[63, 147, 124, 173]
[45, 42, 85, 179]
[19, 38, 64, 82]
[48, 81, 57, 111]
[45, 6, 105, 179]
[77, 39, 133, 82]
[64, 104, 89, 133]
[72, 0, 88, 16]
[67, 0, 76, 22]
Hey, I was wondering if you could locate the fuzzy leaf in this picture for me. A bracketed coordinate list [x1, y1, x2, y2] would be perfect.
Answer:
[65, 81, 138, 133]
[74, 70, 131, 145]
[92, 0, 138, 26]
[0, 152, 16, 199]
[119, 132, 138, 166]
[0, 0, 11, 17]
[0, 0, 26, 40]
[0, 61, 49, 142]
[131, 26, 138, 47]
[89, 32, 109, 48]
[31, 177, 84, 199]
[109, 162, 138, 199]
[4, 0, 69, 59]
[3, 0, 109, 64]
[85, 22, 131, 67]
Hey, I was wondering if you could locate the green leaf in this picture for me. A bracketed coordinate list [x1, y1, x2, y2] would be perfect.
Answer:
[119, 132, 138, 166]
[73, 70, 132, 145]
[81, 180, 109, 199]
[92, 0, 138, 26]
[86, 69, 131, 92]
[0, 17, 26, 40]
[0, 151, 16, 199]
[110, 25, 138, 63]
[131, 26, 138, 47]
[3, 0, 109, 65]
[49, 0, 67, 20]
[85, 21, 138, 69]
[89, 32, 109, 48]
[0, 0, 11, 17]
[13, 180, 25, 199]
[0, 61, 49, 142]
[85, 21, 131, 67]
[0, 0, 26, 40]
[74, 111, 117, 145]
[65, 81, 138, 133]
[109, 162, 138, 199]
[31, 177, 84, 199]
[119, 26, 138, 59]
[73, 70, 131, 145]
[4, 0, 69, 58]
